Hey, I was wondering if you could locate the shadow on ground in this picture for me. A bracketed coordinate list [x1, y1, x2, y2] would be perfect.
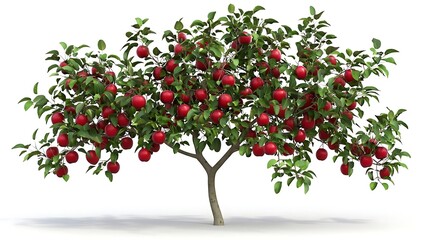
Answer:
[15, 215, 370, 232]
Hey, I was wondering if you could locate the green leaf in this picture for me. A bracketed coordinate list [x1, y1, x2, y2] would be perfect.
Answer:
[18, 97, 31, 104]
[372, 38, 381, 49]
[370, 182, 378, 190]
[383, 57, 396, 65]
[12, 143, 30, 149]
[207, 11, 216, 20]
[267, 159, 277, 169]
[59, 42, 67, 50]
[105, 171, 113, 182]
[274, 181, 282, 194]
[228, 4, 235, 13]
[98, 39, 106, 51]
[135, 17, 143, 27]
[286, 177, 295, 186]
[174, 20, 183, 31]
[33, 82, 39, 94]
[213, 138, 221, 152]
[76, 102, 85, 114]
[191, 20, 205, 28]
[382, 182, 389, 190]
[295, 160, 309, 170]
[385, 49, 399, 55]
[310, 6, 316, 15]
[253, 5, 265, 13]
[32, 128, 38, 140]
[24, 100, 33, 111]
[63, 174, 70, 182]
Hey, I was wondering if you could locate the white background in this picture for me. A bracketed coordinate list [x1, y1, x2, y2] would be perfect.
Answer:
[0, 0, 427, 239]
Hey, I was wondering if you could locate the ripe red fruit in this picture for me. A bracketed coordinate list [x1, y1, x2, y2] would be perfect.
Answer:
[272, 89, 287, 102]
[105, 84, 117, 96]
[328, 141, 339, 150]
[295, 66, 307, 80]
[195, 89, 208, 101]
[150, 143, 160, 153]
[375, 146, 388, 159]
[294, 129, 306, 142]
[269, 49, 281, 61]
[165, 59, 178, 73]
[121, 137, 133, 150]
[177, 32, 187, 42]
[246, 130, 257, 138]
[107, 161, 120, 174]
[138, 148, 151, 162]
[264, 142, 278, 155]
[380, 167, 390, 179]
[51, 112, 65, 124]
[340, 164, 349, 175]
[117, 113, 130, 127]
[250, 77, 264, 90]
[271, 67, 280, 78]
[136, 45, 149, 58]
[268, 125, 278, 134]
[318, 130, 330, 141]
[57, 133, 69, 147]
[94, 136, 109, 150]
[284, 117, 295, 131]
[46, 147, 59, 159]
[252, 143, 265, 156]
[64, 106, 76, 114]
[327, 55, 337, 65]
[65, 78, 78, 91]
[302, 93, 315, 108]
[347, 102, 357, 110]
[160, 90, 175, 104]
[257, 113, 270, 126]
[360, 155, 373, 168]
[210, 110, 224, 124]
[221, 75, 235, 86]
[65, 150, 79, 163]
[177, 103, 191, 118]
[238, 32, 252, 45]
[56, 166, 68, 178]
[132, 95, 146, 110]
[164, 75, 174, 85]
[86, 150, 100, 165]
[102, 106, 115, 119]
[174, 44, 183, 55]
[316, 148, 328, 161]
[152, 130, 166, 145]
[342, 111, 353, 121]
[105, 124, 119, 137]
[75, 114, 88, 126]
[97, 120, 107, 131]
[323, 101, 332, 111]
[240, 87, 253, 97]
[153, 66, 164, 80]
[59, 61, 68, 68]
[283, 143, 294, 156]
[301, 113, 315, 130]
[344, 69, 354, 82]
[334, 77, 346, 88]
[212, 69, 225, 80]
[257, 61, 270, 74]
[218, 93, 232, 108]
[195, 58, 211, 71]
[180, 94, 190, 103]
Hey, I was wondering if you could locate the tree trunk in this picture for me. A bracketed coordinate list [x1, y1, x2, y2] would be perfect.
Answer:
[208, 171, 224, 226]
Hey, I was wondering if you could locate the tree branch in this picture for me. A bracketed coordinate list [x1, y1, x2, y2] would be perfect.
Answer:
[192, 132, 212, 173]
[165, 142, 198, 159]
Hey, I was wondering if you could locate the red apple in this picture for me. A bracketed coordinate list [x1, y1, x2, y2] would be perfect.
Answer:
[195, 58, 211, 71]
[334, 77, 346, 88]
[177, 103, 191, 118]
[160, 90, 175, 104]
[102, 106, 116, 119]
[344, 69, 354, 82]
[105, 124, 118, 137]
[221, 75, 235, 86]
[294, 129, 306, 142]
[348, 101, 357, 110]
[150, 143, 160, 153]
[284, 117, 295, 131]
[94, 136, 109, 150]
[218, 93, 232, 108]
[264, 142, 278, 155]
[153, 66, 164, 80]
[375, 146, 388, 159]
[301, 113, 315, 130]
[318, 130, 330, 141]
[164, 75, 174, 85]
[342, 111, 353, 121]
[195, 89, 208, 101]
[380, 167, 390, 179]
[269, 49, 282, 62]
[180, 94, 190, 103]
[138, 148, 151, 162]
[240, 87, 253, 97]
[75, 114, 88, 126]
[250, 77, 264, 90]
[56, 166, 68, 177]
[283, 143, 294, 156]
[268, 125, 278, 134]
[212, 69, 225, 80]
[272, 88, 287, 102]
[86, 150, 100, 165]
[165, 59, 178, 73]
[152, 130, 166, 144]
[51, 112, 65, 124]
[46, 147, 59, 159]
[136, 45, 149, 58]
[174, 44, 183, 55]
[121, 137, 133, 150]
[327, 55, 337, 65]
[257, 113, 270, 126]
[117, 113, 130, 127]
[340, 164, 349, 175]
[360, 155, 373, 168]
[107, 161, 120, 174]
[252, 143, 265, 156]
[210, 110, 224, 124]
[132, 95, 146, 110]
[65, 150, 79, 163]
[65, 78, 78, 91]
[316, 148, 328, 161]
[295, 66, 307, 80]
[238, 32, 252, 45]
[178, 32, 186, 42]
[57, 133, 69, 147]
[328, 141, 339, 150]
[323, 101, 332, 111]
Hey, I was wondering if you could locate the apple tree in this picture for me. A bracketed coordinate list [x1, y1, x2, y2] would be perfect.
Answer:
[13, 5, 410, 225]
